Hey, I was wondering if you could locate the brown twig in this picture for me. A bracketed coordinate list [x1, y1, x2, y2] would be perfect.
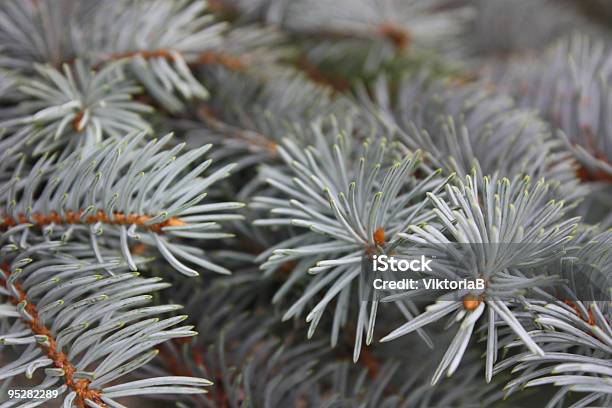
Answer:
[359, 347, 381, 378]
[294, 56, 351, 92]
[92, 48, 245, 72]
[378, 24, 411, 50]
[563, 299, 596, 326]
[197, 106, 278, 155]
[1, 264, 105, 408]
[0, 210, 186, 233]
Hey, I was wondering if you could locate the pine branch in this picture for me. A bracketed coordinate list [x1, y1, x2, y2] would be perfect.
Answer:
[0, 241, 210, 407]
[0, 0, 89, 71]
[381, 172, 580, 384]
[358, 74, 586, 202]
[0, 60, 152, 158]
[138, 275, 328, 408]
[141, 274, 509, 408]
[0, 0, 288, 115]
[252, 117, 448, 360]
[80, 1, 289, 113]
[464, 0, 592, 58]
[0, 132, 242, 276]
[498, 299, 611, 406]
[495, 34, 612, 181]
[187, 68, 356, 173]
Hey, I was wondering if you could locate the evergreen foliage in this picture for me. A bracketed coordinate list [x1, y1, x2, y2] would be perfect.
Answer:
[0, 1, 610, 407]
